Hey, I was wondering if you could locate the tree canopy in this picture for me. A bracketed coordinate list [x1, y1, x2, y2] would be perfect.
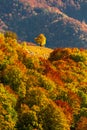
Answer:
[4, 31, 18, 40]
[0, 32, 87, 130]
[34, 33, 46, 46]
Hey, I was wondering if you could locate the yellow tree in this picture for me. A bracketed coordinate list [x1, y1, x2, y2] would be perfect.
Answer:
[0, 33, 5, 43]
[34, 33, 46, 46]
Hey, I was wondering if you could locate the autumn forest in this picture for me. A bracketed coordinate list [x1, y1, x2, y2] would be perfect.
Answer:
[0, 32, 87, 130]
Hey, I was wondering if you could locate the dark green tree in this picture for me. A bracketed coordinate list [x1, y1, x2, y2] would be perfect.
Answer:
[4, 31, 18, 40]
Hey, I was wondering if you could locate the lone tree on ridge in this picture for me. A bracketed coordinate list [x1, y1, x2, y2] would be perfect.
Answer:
[34, 33, 46, 47]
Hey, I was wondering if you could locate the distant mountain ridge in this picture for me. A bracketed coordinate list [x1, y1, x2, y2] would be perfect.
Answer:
[0, 0, 87, 48]
[20, 0, 87, 22]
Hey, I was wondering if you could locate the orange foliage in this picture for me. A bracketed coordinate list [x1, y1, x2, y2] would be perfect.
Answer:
[5, 85, 18, 99]
[76, 117, 87, 130]
[55, 100, 73, 125]
[40, 58, 63, 85]
[0, 33, 5, 43]
[0, 32, 87, 130]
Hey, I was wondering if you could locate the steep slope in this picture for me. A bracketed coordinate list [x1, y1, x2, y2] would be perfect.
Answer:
[0, 0, 87, 48]
[16, 10, 87, 48]
[20, 0, 87, 22]
[0, 32, 87, 130]
[57, 0, 87, 22]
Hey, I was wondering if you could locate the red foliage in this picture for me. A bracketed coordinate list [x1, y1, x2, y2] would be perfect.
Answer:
[5, 85, 18, 99]
[55, 100, 73, 125]
[40, 58, 63, 85]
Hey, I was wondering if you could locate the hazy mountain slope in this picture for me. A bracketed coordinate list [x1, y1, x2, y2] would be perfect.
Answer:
[0, 0, 87, 48]
[20, 0, 87, 22]
[0, 19, 8, 32]
[16, 10, 87, 48]
[56, 0, 87, 22]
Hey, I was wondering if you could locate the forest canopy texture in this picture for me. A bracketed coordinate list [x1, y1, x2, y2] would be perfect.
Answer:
[0, 32, 87, 130]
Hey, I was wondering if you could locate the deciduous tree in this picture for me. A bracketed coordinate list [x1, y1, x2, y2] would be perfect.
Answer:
[34, 34, 46, 47]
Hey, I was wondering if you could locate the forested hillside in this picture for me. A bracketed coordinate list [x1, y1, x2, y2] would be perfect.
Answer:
[0, 32, 87, 130]
[56, 0, 87, 22]
[0, 0, 87, 48]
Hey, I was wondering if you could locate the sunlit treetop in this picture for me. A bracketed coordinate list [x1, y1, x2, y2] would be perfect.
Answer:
[34, 33, 46, 46]
[0, 33, 5, 43]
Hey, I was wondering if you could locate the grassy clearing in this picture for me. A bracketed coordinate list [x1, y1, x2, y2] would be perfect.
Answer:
[27, 45, 53, 59]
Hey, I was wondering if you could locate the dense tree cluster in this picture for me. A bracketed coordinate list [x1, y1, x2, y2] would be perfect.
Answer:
[0, 32, 87, 130]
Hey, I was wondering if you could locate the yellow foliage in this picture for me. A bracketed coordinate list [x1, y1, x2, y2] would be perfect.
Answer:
[27, 45, 53, 59]
[0, 33, 5, 43]
[1, 31, 87, 130]
[34, 33, 46, 46]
